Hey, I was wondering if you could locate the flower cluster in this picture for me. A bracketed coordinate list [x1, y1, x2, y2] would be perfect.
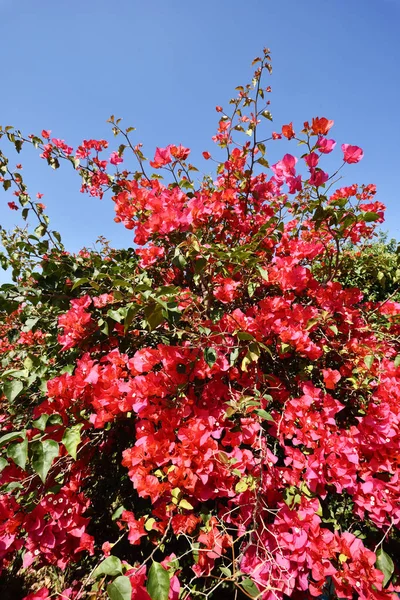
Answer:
[0, 49, 399, 600]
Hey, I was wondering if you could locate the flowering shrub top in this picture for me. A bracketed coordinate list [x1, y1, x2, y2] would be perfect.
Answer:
[0, 49, 399, 600]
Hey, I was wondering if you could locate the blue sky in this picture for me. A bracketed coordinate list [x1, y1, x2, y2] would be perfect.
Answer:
[1, 0, 399, 270]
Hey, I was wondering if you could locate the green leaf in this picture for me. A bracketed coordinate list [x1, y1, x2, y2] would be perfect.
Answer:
[257, 265, 269, 281]
[124, 303, 140, 333]
[48, 414, 63, 426]
[236, 331, 254, 341]
[235, 479, 248, 493]
[14, 139, 23, 153]
[362, 211, 380, 223]
[240, 578, 260, 597]
[62, 424, 83, 460]
[93, 556, 123, 579]
[241, 342, 260, 372]
[107, 576, 132, 600]
[0, 430, 26, 448]
[256, 157, 269, 168]
[364, 354, 374, 369]
[107, 308, 126, 323]
[0, 457, 8, 472]
[204, 347, 217, 368]
[7, 438, 28, 469]
[178, 498, 194, 510]
[68, 156, 80, 169]
[144, 304, 164, 331]
[32, 414, 50, 431]
[3, 379, 23, 402]
[247, 281, 256, 297]
[255, 409, 274, 422]
[111, 506, 126, 521]
[376, 548, 394, 587]
[71, 277, 89, 291]
[229, 347, 240, 366]
[394, 355, 400, 368]
[22, 317, 39, 333]
[147, 562, 170, 600]
[194, 257, 207, 274]
[49, 156, 60, 170]
[145, 517, 156, 532]
[23, 357, 34, 371]
[34, 224, 47, 238]
[31, 439, 59, 483]
[172, 253, 186, 270]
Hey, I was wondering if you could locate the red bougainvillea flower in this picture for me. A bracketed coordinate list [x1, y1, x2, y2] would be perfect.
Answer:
[213, 277, 241, 304]
[322, 368, 342, 390]
[1, 50, 399, 600]
[342, 143, 364, 164]
[170, 144, 190, 161]
[282, 122, 295, 139]
[135, 244, 165, 268]
[311, 117, 334, 136]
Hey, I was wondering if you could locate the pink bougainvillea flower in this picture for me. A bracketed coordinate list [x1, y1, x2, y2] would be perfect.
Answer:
[109, 151, 123, 165]
[93, 293, 114, 308]
[150, 146, 173, 168]
[304, 152, 319, 168]
[342, 143, 364, 164]
[51, 138, 73, 155]
[309, 168, 329, 187]
[317, 136, 336, 154]
[287, 175, 302, 193]
[101, 541, 112, 556]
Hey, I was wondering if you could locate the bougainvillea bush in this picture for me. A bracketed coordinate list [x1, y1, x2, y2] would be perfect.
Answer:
[1, 48, 400, 600]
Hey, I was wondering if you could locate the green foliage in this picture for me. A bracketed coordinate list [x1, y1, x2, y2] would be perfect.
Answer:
[106, 576, 132, 600]
[146, 562, 170, 600]
[336, 234, 400, 301]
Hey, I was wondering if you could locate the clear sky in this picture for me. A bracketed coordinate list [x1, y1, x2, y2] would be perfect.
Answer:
[1, 0, 399, 268]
